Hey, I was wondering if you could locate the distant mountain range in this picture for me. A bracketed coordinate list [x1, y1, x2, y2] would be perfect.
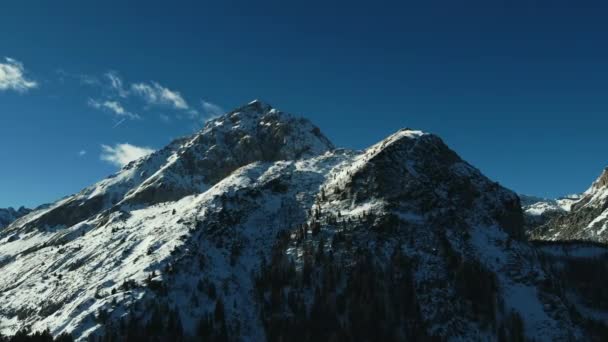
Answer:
[0, 207, 31, 229]
[520, 194, 581, 230]
[526, 168, 608, 243]
[1, 100, 606, 341]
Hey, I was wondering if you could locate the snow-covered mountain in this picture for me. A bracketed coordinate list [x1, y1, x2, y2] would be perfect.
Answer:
[520, 194, 581, 216]
[0, 207, 31, 230]
[531, 168, 608, 243]
[520, 194, 581, 229]
[0, 100, 604, 340]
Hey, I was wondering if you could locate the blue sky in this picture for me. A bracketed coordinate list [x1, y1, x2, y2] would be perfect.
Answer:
[1, 0, 608, 208]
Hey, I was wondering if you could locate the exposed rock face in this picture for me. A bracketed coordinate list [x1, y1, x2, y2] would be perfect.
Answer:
[0, 101, 600, 341]
[270, 129, 573, 340]
[520, 194, 581, 232]
[0, 207, 30, 229]
[531, 168, 608, 243]
[323, 129, 525, 239]
[121, 100, 333, 206]
[592, 168, 608, 190]
[9, 100, 333, 233]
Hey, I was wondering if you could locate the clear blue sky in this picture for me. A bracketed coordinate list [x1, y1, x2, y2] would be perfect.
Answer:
[1, 0, 608, 208]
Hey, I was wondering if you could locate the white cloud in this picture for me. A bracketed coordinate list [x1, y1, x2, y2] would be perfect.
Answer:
[88, 98, 140, 120]
[56, 69, 100, 86]
[131, 82, 189, 110]
[78, 150, 87, 157]
[159, 114, 171, 123]
[80, 74, 100, 86]
[201, 100, 224, 119]
[105, 71, 128, 97]
[0, 57, 38, 92]
[62, 69, 202, 125]
[100, 143, 154, 167]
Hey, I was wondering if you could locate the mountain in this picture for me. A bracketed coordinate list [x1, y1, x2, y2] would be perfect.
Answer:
[520, 194, 581, 230]
[530, 168, 608, 243]
[0, 207, 31, 229]
[532, 239, 608, 338]
[0, 100, 604, 341]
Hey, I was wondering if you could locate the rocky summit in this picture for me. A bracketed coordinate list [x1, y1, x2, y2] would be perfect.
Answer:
[0, 101, 606, 341]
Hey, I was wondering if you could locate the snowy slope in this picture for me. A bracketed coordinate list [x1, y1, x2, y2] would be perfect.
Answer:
[0, 100, 340, 340]
[531, 168, 608, 243]
[0, 152, 349, 340]
[520, 194, 581, 217]
[4, 100, 332, 235]
[0, 101, 603, 341]
[273, 129, 581, 340]
[520, 194, 581, 232]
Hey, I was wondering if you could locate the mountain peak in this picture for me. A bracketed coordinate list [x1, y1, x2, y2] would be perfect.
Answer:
[531, 165, 608, 243]
[590, 167, 608, 191]
[231, 99, 273, 115]
[0, 100, 593, 341]
[247, 98, 268, 106]
[387, 128, 427, 143]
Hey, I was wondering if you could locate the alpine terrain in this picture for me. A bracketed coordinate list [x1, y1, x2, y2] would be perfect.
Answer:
[0, 100, 606, 341]
[0, 207, 31, 230]
[520, 194, 581, 231]
[530, 168, 608, 243]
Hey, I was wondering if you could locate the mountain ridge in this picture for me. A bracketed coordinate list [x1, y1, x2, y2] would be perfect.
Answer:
[5, 100, 333, 234]
[0, 101, 604, 341]
[0, 207, 31, 230]
[530, 167, 608, 243]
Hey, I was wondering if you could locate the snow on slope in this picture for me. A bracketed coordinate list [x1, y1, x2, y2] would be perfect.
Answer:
[278, 129, 581, 340]
[0, 102, 600, 340]
[0, 150, 351, 339]
[531, 167, 608, 243]
[0, 100, 342, 340]
[3, 100, 332, 235]
[520, 194, 581, 217]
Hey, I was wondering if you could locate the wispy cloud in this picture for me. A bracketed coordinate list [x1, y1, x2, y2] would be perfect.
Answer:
[88, 98, 140, 120]
[66, 69, 218, 127]
[159, 114, 171, 123]
[100, 143, 154, 167]
[201, 100, 224, 119]
[56, 69, 100, 86]
[131, 82, 189, 110]
[80, 74, 100, 86]
[105, 71, 128, 97]
[78, 150, 87, 157]
[0, 57, 37, 92]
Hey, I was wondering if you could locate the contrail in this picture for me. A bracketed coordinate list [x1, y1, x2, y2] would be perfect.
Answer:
[113, 118, 126, 128]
